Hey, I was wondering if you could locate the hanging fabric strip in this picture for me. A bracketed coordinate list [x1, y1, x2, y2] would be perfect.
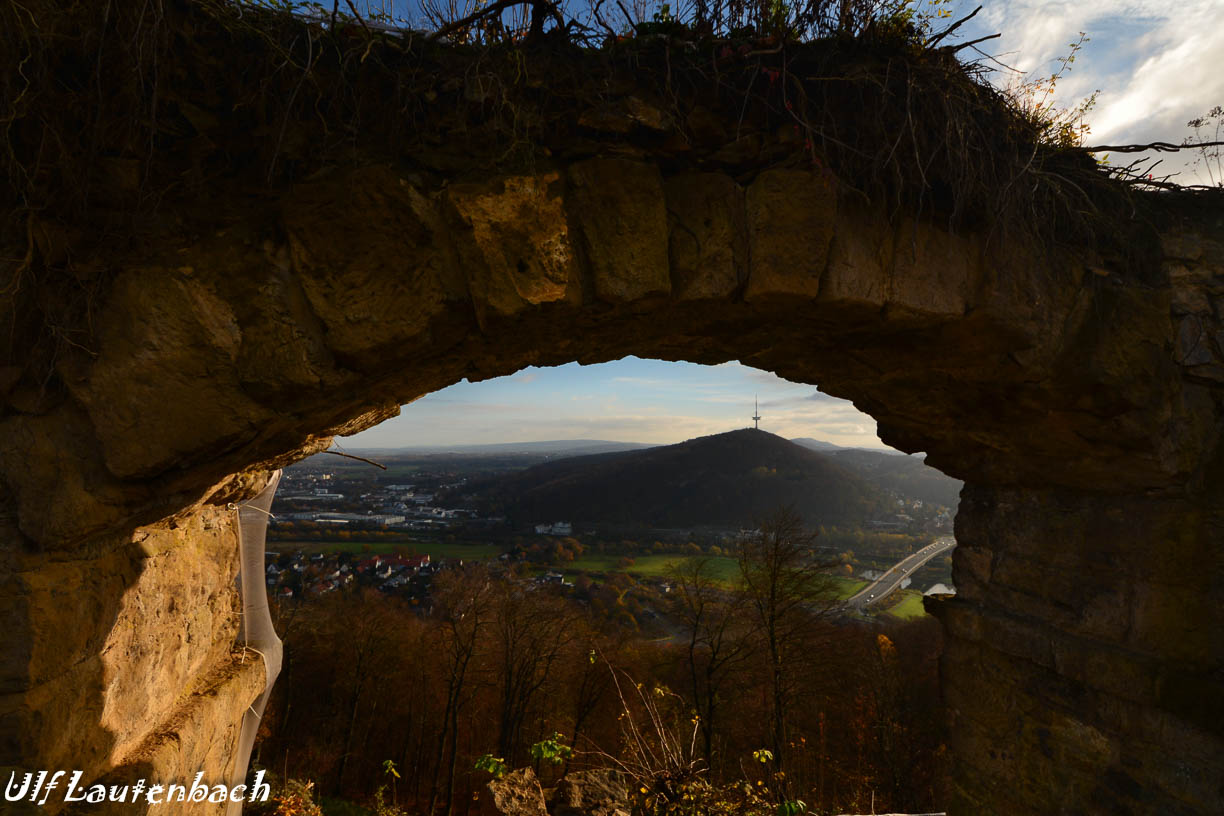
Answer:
[226, 470, 283, 816]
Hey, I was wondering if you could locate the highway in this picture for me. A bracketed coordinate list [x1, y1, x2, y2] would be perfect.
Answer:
[844, 536, 956, 610]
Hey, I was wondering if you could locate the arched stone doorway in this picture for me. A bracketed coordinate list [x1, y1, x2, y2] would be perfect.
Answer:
[3, 158, 1221, 814]
[2, 3, 1221, 811]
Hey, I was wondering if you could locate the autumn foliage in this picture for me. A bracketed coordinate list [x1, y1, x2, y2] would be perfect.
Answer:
[254, 514, 945, 814]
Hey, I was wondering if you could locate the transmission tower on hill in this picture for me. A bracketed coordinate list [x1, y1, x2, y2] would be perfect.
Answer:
[753, 396, 761, 430]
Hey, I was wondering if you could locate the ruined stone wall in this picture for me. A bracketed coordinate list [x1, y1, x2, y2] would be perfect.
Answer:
[1, 506, 263, 815]
[4, 4, 1224, 810]
[938, 484, 1223, 814]
[927, 228, 1224, 814]
[0, 154, 1221, 814]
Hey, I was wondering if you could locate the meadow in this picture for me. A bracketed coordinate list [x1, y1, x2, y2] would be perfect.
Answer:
[273, 540, 871, 601]
[882, 589, 929, 620]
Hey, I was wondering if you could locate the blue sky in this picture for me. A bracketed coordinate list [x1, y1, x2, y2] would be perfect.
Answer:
[344, 1, 1222, 449]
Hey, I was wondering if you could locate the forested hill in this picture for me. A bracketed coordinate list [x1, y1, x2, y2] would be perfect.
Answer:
[825, 448, 963, 508]
[464, 428, 890, 529]
[788, 441, 963, 509]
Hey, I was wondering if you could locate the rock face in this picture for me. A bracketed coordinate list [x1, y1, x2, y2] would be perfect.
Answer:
[940, 488, 1224, 814]
[1, 156, 1219, 814]
[0, 504, 264, 815]
[2, 8, 1223, 814]
[488, 768, 549, 816]
[488, 768, 630, 816]
[550, 769, 632, 816]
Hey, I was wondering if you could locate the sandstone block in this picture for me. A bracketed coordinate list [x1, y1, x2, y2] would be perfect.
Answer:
[448, 172, 576, 322]
[551, 768, 630, 816]
[231, 240, 346, 403]
[0, 410, 131, 545]
[5, 514, 243, 785]
[820, 218, 889, 309]
[85, 655, 266, 816]
[488, 767, 548, 816]
[664, 173, 746, 300]
[1161, 232, 1206, 262]
[58, 268, 270, 480]
[579, 97, 670, 134]
[1176, 315, 1214, 365]
[1129, 579, 1214, 662]
[887, 217, 974, 317]
[744, 168, 834, 300]
[952, 544, 992, 591]
[284, 167, 466, 363]
[567, 159, 670, 304]
[1051, 635, 1157, 703]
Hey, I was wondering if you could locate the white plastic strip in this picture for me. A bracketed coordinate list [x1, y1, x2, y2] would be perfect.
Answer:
[226, 470, 283, 816]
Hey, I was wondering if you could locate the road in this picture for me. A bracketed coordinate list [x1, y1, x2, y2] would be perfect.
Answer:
[844, 536, 956, 610]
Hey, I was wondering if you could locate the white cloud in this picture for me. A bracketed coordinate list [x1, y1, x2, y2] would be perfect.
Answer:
[967, 0, 1224, 184]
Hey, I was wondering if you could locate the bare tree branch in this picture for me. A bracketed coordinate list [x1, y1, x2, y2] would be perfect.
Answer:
[1078, 140, 1224, 153]
[949, 32, 1001, 52]
[426, 0, 563, 43]
[330, 0, 372, 35]
[615, 0, 636, 28]
[591, 0, 618, 39]
[321, 450, 388, 470]
[927, 4, 981, 48]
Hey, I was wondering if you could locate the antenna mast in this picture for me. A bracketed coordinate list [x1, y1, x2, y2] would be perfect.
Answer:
[753, 396, 761, 430]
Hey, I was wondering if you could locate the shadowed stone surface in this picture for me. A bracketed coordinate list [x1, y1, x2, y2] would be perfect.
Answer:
[2, 11, 1223, 814]
[2, 157, 1220, 815]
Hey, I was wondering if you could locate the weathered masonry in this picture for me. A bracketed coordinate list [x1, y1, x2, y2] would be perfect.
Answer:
[2, 4, 1222, 813]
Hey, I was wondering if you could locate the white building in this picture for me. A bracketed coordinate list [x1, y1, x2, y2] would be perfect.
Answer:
[535, 521, 573, 536]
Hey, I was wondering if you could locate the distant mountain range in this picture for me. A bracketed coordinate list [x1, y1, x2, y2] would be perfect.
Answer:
[790, 437, 903, 455]
[353, 440, 656, 457]
[790, 438, 962, 508]
[821, 448, 963, 509]
[354, 436, 903, 459]
[461, 429, 956, 530]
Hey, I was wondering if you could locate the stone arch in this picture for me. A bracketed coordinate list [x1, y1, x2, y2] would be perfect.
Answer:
[3, 155, 1222, 814]
[4, 2, 1224, 809]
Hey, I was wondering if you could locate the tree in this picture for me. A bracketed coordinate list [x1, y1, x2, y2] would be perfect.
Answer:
[490, 584, 578, 764]
[668, 557, 754, 769]
[428, 564, 495, 816]
[327, 591, 400, 794]
[736, 506, 840, 775]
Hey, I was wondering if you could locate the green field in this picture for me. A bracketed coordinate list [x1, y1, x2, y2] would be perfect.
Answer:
[565, 557, 867, 600]
[271, 541, 869, 600]
[882, 589, 928, 620]
[561, 553, 739, 581]
[829, 576, 868, 599]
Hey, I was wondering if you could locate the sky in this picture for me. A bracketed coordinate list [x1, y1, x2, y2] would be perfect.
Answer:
[344, 0, 1222, 450]
[346, 359, 887, 448]
[958, 0, 1224, 185]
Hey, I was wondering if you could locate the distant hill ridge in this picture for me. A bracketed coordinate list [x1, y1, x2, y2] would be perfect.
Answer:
[789, 438, 962, 508]
[468, 428, 893, 529]
[789, 437, 903, 454]
[353, 439, 655, 456]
